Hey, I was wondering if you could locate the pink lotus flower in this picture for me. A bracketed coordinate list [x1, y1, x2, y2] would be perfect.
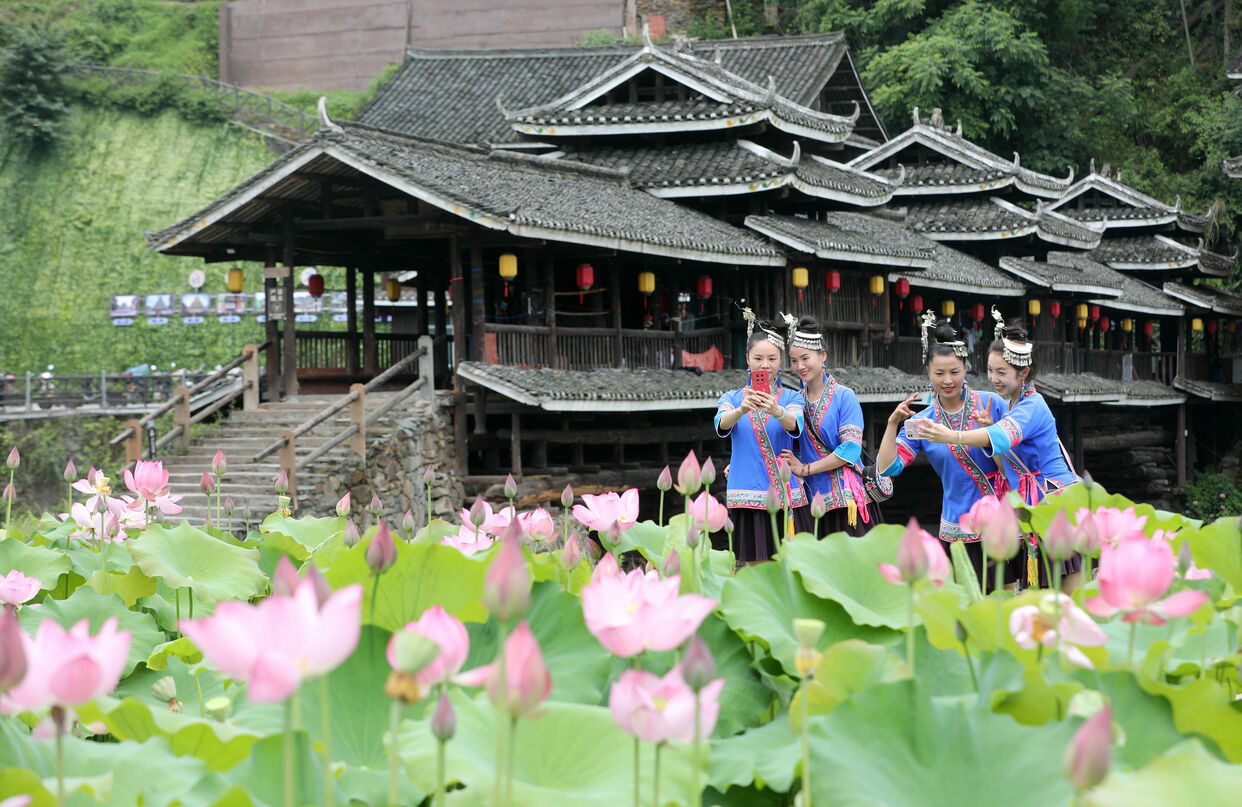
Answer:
[179, 579, 362, 702]
[1042, 510, 1076, 562]
[124, 460, 183, 515]
[961, 496, 1019, 561]
[1073, 511, 1101, 556]
[459, 621, 551, 718]
[1010, 593, 1108, 669]
[1078, 506, 1147, 548]
[1085, 534, 1209, 625]
[0, 794, 32, 807]
[518, 508, 557, 542]
[688, 492, 727, 533]
[609, 664, 724, 745]
[0, 570, 41, 606]
[561, 535, 580, 571]
[0, 618, 130, 713]
[592, 551, 620, 581]
[581, 567, 716, 657]
[1, 606, 28, 691]
[388, 605, 469, 687]
[675, 451, 702, 495]
[572, 489, 640, 534]
[458, 500, 516, 536]
[656, 466, 672, 492]
[66, 501, 128, 544]
[440, 529, 495, 556]
[879, 518, 951, 586]
[1064, 705, 1111, 792]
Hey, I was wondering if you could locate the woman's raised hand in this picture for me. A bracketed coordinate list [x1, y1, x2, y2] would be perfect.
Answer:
[888, 393, 918, 426]
[974, 408, 995, 427]
[778, 449, 805, 476]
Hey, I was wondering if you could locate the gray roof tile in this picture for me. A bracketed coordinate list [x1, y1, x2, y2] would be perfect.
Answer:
[1162, 281, 1242, 315]
[745, 212, 937, 266]
[1086, 235, 1199, 269]
[1044, 252, 1184, 316]
[457, 362, 748, 410]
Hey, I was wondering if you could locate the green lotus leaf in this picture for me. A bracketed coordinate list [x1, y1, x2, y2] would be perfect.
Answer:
[63, 538, 130, 581]
[708, 711, 800, 794]
[129, 523, 267, 605]
[1133, 674, 1242, 762]
[114, 657, 229, 723]
[145, 636, 204, 670]
[807, 681, 1077, 807]
[719, 559, 899, 677]
[989, 666, 1083, 726]
[85, 564, 157, 607]
[19, 585, 164, 675]
[324, 529, 488, 629]
[396, 690, 698, 807]
[790, 639, 912, 731]
[1082, 740, 1242, 807]
[1188, 516, 1242, 593]
[411, 517, 463, 545]
[76, 697, 259, 772]
[259, 514, 344, 567]
[0, 535, 69, 591]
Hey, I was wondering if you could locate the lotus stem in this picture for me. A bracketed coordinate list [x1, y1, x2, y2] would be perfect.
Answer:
[369, 574, 381, 630]
[5, 468, 12, 539]
[995, 560, 1004, 656]
[284, 698, 296, 807]
[436, 735, 447, 807]
[175, 588, 181, 625]
[963, 636, 979, 693]
[189, 588, 194, 619]
[1083, 554, 1093, 584]
[426, 483, 434, 531]
[55, 707, 65, 807]
[195, 670, 205, 717]
[495, 622, 509, 807]
[1128, 621, 1137, 668]
[768, 509, 779, 549]
[692, 696, 702, 807]
[658, 489, 665, 527]
[799, 677, 811, 807]
[321, 677, 334, 807]
[633, 734, 641, 807]
[1052, 564, 1063, 662]
[653, 742, 662, 807]
[388, 700, 402, 806]
[906, 585, 916, 676]
[506, 717, 517, 807]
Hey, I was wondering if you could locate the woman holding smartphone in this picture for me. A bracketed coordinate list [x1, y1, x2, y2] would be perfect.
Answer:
[715, 313, 812, 563]
[915, 309, 1082, 590]
[875, 312, 1010, 585]
[778, 315, 880, 536]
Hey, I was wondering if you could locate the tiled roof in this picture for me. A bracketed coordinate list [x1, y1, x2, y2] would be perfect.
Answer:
[890, 243, 1027, 297]
[559, 141, 892, 204]
[901, 198, 1029, 237]
[1046, 173, 1207, 234]
[1086, 235, 1200, 270]
[147, 122, 784, 266]
[1045, 252, 1184, 316]
[356, 33, 869, 145]
[1061, 205, 1176, 225]
[1197, 245, 1238, 277]
[1224, 155, 1242, 178]
[1036, 373, 1181, 405]
[457, 362, 748, 411]
[997, 256, 1121, 297]
[1174, 376, 1242, 402]
[873, 162, 1011, 191]
[1162, 281, 1242, 315]
[830, 366, 928, 403]
[744, 212, 937, 267]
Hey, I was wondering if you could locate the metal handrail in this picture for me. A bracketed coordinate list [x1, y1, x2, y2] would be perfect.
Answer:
[252, 346, 427, 461]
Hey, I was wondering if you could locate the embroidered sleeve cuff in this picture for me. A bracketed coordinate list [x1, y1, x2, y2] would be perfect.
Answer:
[714, 405, 734, 438]
[985, 419, 1021, 456]
[882, 439, 916, 476]
[832, 441, 862, 465]
[786, 408, 804, 437]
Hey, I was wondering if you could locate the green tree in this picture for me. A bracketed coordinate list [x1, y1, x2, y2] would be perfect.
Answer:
[0, 23, 72, 150]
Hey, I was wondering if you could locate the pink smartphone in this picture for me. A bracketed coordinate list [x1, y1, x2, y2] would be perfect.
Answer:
[750, 369, 771, 390]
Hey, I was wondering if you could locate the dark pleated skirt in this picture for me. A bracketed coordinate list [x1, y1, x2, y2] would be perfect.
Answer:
[1021, 542, 1084, 589]
[795, 500, 885, 539]
[730, 506, 815, 563]
[954, 539, 1021, 589]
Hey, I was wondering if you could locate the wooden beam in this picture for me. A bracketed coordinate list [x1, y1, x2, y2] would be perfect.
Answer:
[451, 237, 468, 372]
[346, 266, 359, 375]
[281, 213, 298, 398]
[510, 412, 522, 476]
[295, 214, 450, 232]
[471, 242, 485, 365]
[497, 423, 719, 445]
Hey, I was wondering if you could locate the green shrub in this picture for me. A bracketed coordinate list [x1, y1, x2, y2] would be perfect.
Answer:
[1181, 472, 1242, 521]
[0, 23, 73, 149]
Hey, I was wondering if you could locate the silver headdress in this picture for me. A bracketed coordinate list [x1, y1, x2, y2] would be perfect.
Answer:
[991, 306, 1033, 367]
[922, 310, 967, 358]
[742, 306, 757, 340]
[920, 310, 937, 357]
[760, 321, 786, 350]
[780, 312, 822, 352]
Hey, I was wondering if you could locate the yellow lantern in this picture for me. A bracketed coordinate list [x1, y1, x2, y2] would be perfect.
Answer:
[942, 300, 956, 317]
[498, 253, 518, 280]
[386, 278, 402, 302]
[1027, 299, 1041, 317]
[226, 268, 244, 293]
[792, 266, 809, 301]
[869, 275, 885, 295]
[1075, 303, 1088, 321]
[1229, 321, 1238, 334]
[1121, 318, 1133, 332]
[637, 271, 655, 294]
[1191, 318, 1204, 332]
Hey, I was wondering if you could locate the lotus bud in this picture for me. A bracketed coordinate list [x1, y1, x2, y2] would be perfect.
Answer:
[954, 620, 969, 645]
[223, 495, 235, 516]
[103, 512, 120, 541]
[200, 470, 216, 496]
[343, 519, 361, 547]
[63, 459, 76, 483]
[795, 646, 820, 678]
[303, 564, 333, 607]
[277, 494, 292, 518]
[896, 518, 930, 582]
[676, 451, 702, 495]
[150, 676, 177, 704]
[585, 537, 603, 562]
[793, 618, 826, 649]
[1177, 541, 1194, 576]
[336, 492, 351, 518]
[483, 521, 531, 622]
[370, 492, 382, 515]
[366, 522, 398, 575]
[5, 447, 17, 470]
[560, 484, 574, 509]
[724, 516, 734, 535]
[603, 521, 622, 549]
[504, 473, 518, 499]
[1064, 704, 1112, 792]
[656, 465, 672, 492]
[390, 630, 441, 675]
[687, 522, 703, 550]
[1, 484, 12, 505]
[431, 692, 457, 742]
[272, 555, 302, 598]
[661, 550, 680, 578]
[0, 606, 28, 692]
[701, 458, 716, 488]
[205, 696, 231, 722]
[211, 449, 227, 477]
[765, 484, 781, 513]
[1073, 511, 1101, 556]
[468, 496, 488, 527]
[423, 466, 435, 486]
[274, 469, 289, 495]
[1043, 510, 1075, 562]
[402, 509, 416, 537]
[682, 636, 716, 691]
[242, 504, 252, 523]
[777, 457, 791, 483]
[1081, 470, 1095, 491]
[809, 491, 827, 519]
[561, 536, 580, 571]
[981, 500, 1020, 562]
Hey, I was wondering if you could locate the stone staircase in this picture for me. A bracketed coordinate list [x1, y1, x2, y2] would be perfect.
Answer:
[157, 392, 406, 529]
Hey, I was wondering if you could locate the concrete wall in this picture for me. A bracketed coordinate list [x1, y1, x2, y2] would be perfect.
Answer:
[220, 0, 626, 91]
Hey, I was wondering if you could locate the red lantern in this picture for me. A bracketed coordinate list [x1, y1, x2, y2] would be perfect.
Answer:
[307, 273, 324, 298]
[1099, 316, 1110, 331]
[1088, 304, 1101, 320]
[825, 270, 841, 304]
[1143, 320, 1155, 337]
[696, 276, 713, 299]
[910, 295, 924, 314]
[1208, 319, 1219, 334]
[972, 303, 985, 322]
[895, 277, 911, 308]
[576, 263, 594, 303]
[1049, 301, 1061, 318]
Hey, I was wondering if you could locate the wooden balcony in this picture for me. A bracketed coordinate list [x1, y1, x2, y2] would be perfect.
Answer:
[483, 323, 732, 370]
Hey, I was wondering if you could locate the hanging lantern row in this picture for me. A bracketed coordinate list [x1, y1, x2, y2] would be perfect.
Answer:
[825, 270, 840, 304]
[910, 295, 923, 318]
[942, 300, 956, 317]
[1121, 318, 1133, 333]
[576, 263, 593, 303]
[869, 275, 884, 309]
[1048, 301, 1061, 319]
[637, 271, 655, 294]
[1143, 321, 1155, 337]
[1099, 316, 1111, 332]
[972, 303, 985, 322]
[1192, 318, 1204, 333]
[1028, 299, 1040, 324]
[1207, 319, 1219, 334]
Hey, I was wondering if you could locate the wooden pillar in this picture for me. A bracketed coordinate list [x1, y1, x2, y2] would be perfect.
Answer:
[472, 384, 487, 435]
[524, 253, 538, 326]
[434, 282, 448, 383]
[471, 242, 485, 364]
[510, 412, 522, 476]
[346, 266, 360, 375]
[544, 258, 558, 367]
[610, 263, 623, 367]
[451, 237, 467, 371]
[281, 214, 298, 398]
[362, 266, 377, 375]
[415, 280, 428, 335]
[263, 259, 280, 402]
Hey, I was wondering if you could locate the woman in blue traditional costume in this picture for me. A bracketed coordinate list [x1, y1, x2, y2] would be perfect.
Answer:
[915, 308, 1083, 591]
[778, 315, 884, 537]
[875, 313, 1011, 586]
[716, 313, 811, 563]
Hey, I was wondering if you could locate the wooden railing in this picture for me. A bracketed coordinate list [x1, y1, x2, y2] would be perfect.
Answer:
[484, 323, 731, 370]
[108, 343, 266, 464]
[291, 331, 430, 375]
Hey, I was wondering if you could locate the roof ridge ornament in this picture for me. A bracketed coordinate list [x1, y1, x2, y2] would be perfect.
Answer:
[764, 76, 777, 104]
[912, 106, 920, 126]
[495, 93, 510, 118]
[955, 119, 962, 137]
[1089, 157, 1096, 175]
[641, 21, 653, 50]
[929, 108, 944, 129]
[848, 100, 860, 122]
[1012, 151, 1021, 168]
[789, 140, 801, 166]
[714, 46, 723, 65]
[316, 96, 343, 133]
[1173, 194, 1181, 212]
[894, 163, 906, 187]
[1061, 165, 1075, 184]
